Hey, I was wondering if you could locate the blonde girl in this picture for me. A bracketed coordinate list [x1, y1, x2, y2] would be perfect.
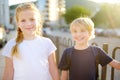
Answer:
[2, 3, 60, 80]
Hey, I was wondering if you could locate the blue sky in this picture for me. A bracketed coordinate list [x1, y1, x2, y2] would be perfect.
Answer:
[9, 0, 37, 6]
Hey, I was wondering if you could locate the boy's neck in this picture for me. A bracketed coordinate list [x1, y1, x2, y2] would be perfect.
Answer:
[74, 43, 89, 50]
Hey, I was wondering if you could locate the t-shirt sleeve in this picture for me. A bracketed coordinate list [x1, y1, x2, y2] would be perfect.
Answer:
[58, 48, 69, 71]
[47, 38, 57, 55]
[1, 39, 16, 58]
[97, 47, 113, 66]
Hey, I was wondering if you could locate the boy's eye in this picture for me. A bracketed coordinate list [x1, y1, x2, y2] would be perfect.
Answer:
[30, 18, 35, 21]
[81, 29, 86, 32]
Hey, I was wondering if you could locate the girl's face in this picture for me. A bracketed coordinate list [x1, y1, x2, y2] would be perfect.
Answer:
[17, 10, 39, 37]
[70, 25, 90, 45]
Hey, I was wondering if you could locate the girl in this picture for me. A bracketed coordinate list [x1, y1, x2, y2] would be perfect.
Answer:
[2, 3, 60, 80]
[59, 17, 120, 80]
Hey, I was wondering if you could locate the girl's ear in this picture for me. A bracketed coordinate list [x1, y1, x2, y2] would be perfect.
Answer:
[16, 22, 20, 28]
[16, 24, 19, 28]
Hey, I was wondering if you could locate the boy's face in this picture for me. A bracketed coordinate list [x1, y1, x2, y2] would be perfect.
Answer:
[17, 10, 39, 36]
[70, 25, 90, 45]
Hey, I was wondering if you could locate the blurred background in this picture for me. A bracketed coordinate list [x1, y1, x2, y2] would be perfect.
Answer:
[0, 0, 120, 80]
[1, 0, 120, 40]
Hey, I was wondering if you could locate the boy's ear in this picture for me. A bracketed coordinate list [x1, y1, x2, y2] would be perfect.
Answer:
[88, 32, 92, 37]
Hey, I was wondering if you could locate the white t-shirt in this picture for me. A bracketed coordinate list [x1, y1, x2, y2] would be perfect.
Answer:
[2, 36, 57, 80]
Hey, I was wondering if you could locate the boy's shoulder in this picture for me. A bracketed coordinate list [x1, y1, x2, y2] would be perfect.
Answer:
[64, 46, 74, 52]
[90, 45, 101, 50]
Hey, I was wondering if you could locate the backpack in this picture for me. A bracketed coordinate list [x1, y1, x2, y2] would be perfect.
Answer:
[66, 46, 99, 80]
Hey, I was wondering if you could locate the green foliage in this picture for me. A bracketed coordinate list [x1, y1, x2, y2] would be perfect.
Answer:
[64, 5, 91, 24]
[92, 3, 120, 28]
[10, 5, 18, 9]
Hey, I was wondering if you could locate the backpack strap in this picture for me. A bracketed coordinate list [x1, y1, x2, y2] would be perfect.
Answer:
[91, 46, 99, 80]
[66, 46, 74, 69]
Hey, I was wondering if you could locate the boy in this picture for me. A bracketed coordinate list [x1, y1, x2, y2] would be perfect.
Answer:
[58, 17, 120, 80]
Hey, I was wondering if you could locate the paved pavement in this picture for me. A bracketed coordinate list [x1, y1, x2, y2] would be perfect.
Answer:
[0, 51, 4, 80]
[0, 30, 16, 80]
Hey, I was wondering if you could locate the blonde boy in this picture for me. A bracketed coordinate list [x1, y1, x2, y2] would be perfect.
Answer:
[59, 17, 120, 80]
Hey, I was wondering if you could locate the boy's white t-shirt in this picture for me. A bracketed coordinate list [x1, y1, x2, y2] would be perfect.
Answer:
[2, 36, 57, 80]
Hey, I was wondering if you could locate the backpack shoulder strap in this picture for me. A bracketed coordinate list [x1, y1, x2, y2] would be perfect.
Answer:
[91, 46, 98, 56]
[91, 46, 99, 80]
[66, 46, 74, 69]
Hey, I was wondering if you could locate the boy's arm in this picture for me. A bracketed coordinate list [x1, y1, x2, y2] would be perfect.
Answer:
[109, 59, 120, 70]
[48, 52, 60, 80]
[2, 57, 14, 80]
[61, 70, 68, 80]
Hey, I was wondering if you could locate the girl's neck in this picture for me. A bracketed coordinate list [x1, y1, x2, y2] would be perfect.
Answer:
[74, 43, 89, 50]
[23, 34, 38, 40]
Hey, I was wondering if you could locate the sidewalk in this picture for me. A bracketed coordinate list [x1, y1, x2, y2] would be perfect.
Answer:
[0, 30, 16, 80]
[0, 50, 4, 80]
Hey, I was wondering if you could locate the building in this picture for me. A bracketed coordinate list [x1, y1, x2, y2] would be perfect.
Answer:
[0, 0, 10, 29]
[37, 0, 66, 27]
[9, 0, 66, 28]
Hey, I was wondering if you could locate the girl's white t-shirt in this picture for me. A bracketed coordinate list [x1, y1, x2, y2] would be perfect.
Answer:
[2, 36, 57, 80]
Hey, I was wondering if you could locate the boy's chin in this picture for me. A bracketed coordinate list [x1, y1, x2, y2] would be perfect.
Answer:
[75, 41, 85, 44]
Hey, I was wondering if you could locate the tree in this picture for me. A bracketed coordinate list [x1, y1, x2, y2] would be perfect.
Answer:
[92, 3, 120, 29]
[63, 5, 91, 24]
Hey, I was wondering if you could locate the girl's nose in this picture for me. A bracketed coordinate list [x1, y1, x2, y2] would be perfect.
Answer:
[77, 32, 82, 35]
[26, 21, 32, 25]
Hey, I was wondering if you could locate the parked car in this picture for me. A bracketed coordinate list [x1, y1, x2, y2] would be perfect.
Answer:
[0, 24, 7, 47]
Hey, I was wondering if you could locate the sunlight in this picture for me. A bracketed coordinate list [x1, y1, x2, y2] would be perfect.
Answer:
[9, 0, 37, 6]
[90, 0, 120, 3]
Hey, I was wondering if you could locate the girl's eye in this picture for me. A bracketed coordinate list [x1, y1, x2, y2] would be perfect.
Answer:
[21, 19, 25, 22]
[72, 30, 77, 33]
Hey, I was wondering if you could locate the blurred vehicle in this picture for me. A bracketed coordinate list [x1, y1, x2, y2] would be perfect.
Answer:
[95, 28, 104, 36]
[43, 27, 52, 35]
[103, 29, 117, 37]
[0, 24, 7, 47]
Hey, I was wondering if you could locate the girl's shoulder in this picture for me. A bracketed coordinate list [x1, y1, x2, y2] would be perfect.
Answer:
[6, 38, 16, 46]
[38, 36, 53, 43]
[2, 38, 16, 58]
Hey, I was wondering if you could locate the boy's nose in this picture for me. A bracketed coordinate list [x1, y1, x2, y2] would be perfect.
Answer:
[77, 32, 82, 35]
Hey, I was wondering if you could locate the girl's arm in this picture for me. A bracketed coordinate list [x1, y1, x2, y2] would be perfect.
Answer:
[48, 52, 60, 80]
[2, 57, 14, 80]
[109, 59, 120, 70]
[61, 70, 68, 80]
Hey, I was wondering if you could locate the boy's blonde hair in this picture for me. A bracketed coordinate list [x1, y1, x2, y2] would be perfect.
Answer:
[70, 17, 95, 39]
[11, 2, 42, 57]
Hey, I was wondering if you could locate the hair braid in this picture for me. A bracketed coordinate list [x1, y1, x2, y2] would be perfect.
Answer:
[11, 28, 23, 57]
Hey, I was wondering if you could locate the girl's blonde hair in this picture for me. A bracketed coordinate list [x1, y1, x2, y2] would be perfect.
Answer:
[11, 2, 43, 57]
[70, 17, 95, 39]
